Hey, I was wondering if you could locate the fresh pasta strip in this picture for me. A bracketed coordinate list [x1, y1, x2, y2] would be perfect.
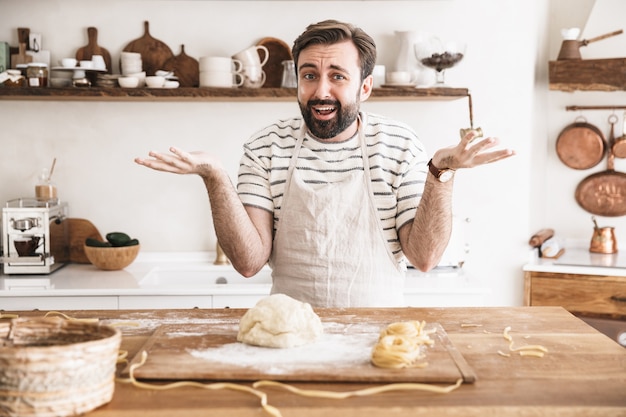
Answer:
[44, 311, 99, 323]
[371, 321, 434, 369]
[500, 326, 548, 357]
[117, 351, 282, 417]
[253, 378, 463, 398]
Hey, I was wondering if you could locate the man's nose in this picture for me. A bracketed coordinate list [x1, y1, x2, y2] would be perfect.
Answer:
[313, 77, 332, 99]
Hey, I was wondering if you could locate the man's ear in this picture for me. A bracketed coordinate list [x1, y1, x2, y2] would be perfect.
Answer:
[360, 75, 374, 102]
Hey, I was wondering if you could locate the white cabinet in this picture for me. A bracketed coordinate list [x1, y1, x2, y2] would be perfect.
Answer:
[118, 295, 214, 310]
[1, 296, 118, 311]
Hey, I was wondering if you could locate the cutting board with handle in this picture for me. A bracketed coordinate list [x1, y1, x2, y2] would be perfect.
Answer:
[122, 21, 174, 76]
[68, 218, 103, 263]
[11, 28, 32, 67]
[75, 27, 112, 73]
[162, 44, 199, 87]
[123, 319, 476, 383]
[257, 37, 292, 88]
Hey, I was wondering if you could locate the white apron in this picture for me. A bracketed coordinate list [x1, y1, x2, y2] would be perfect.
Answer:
[269, 114, 405, 307]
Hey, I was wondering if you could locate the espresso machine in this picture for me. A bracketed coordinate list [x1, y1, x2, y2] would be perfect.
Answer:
[1, 198, 70, 274]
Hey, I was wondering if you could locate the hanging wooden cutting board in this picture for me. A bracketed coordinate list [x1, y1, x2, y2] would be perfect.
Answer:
[256, 37, 292, 88]
[75, 27, 112, 73]
[162, 44, 199, 87]
[67, 218, 103, 263]
[11, 28, 32, 67]
[122, 21, 174, 76]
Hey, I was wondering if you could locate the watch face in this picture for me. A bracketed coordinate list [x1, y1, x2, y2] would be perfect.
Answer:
[439, 170, 454, 182]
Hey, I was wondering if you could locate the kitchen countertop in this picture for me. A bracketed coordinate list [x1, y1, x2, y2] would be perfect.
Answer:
[524, 245, 626, 276]
[0, 251, 485, 298]
[4, 306, 625, 417]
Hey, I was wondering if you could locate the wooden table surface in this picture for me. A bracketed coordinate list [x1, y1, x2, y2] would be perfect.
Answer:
[6, 306, 626, 417]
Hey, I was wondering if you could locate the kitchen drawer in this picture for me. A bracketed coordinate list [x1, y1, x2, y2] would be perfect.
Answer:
[0, 296, 118, 311]
[118, 295, 213, 310]
[525, 272, 626, 319]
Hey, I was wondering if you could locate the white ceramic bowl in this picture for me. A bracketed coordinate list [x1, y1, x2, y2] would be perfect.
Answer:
[163, 80, 180, 89]
[145, 75, 165, 88]
[118, 76, 139, 88]
[125, 71, 145, 86]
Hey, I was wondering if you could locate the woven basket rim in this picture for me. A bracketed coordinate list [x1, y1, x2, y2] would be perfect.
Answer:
[0, 316, 120, 351]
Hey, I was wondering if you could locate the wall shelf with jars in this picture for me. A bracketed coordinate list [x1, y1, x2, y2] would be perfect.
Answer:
[0, 86, 469, 102]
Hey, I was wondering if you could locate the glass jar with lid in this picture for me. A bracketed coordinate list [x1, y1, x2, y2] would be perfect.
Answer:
[26, 63, 48, 87]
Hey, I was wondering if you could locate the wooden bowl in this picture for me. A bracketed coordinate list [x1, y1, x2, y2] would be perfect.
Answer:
[83, 244, 140, 270]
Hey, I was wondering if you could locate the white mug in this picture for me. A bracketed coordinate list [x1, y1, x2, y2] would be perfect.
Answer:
[91, 55, 106, 70]
[242, 65, 266, 88]
[199, 71, 244, 87]
[232, 45, 269, 68]
[386, 70, 414, 85]
[199, 56, 242, 73]
[60, 58, 77, 68]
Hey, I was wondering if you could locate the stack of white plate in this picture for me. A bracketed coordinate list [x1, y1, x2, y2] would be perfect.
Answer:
[120, 52, 145, 86]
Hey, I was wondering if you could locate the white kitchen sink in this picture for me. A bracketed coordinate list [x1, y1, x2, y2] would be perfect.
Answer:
[139, 265, 272, 288]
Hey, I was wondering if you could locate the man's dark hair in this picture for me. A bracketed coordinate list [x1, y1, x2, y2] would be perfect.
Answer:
[292, 20, 377, 82]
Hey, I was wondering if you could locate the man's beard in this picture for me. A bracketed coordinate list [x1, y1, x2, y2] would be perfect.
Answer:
[299, 98, 359, 140]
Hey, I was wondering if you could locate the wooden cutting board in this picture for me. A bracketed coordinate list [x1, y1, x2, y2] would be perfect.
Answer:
[75, 27, 112, 73]
[11, 29, 32, 67]
[257, 37, 292, 88]
[67, 218, 103, 263]
[162, 44, 199, 87]
[123, 320, 476, 383]
[122, 21, 174, 76]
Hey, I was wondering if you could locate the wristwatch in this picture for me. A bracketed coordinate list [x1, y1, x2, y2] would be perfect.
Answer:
[427, 159, 455, 183]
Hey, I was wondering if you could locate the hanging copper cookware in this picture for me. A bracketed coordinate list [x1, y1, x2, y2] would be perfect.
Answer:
[556, 117, 606, 170]
[611, 112, 626, 158]
[575, 116, 626, 217]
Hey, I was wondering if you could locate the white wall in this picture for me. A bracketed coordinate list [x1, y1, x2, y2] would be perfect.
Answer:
[1, 0, 601, 307]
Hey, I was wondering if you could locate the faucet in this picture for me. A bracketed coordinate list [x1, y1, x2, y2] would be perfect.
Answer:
[214, 242, 230, 265]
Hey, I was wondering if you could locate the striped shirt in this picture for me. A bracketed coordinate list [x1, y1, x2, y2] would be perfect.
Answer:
[237, 112, 428, 259]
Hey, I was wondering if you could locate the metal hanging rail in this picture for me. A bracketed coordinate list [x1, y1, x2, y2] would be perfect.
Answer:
[566, 105, 626, 111]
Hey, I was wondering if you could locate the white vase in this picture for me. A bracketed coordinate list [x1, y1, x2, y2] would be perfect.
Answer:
[393, 30, 418, 73]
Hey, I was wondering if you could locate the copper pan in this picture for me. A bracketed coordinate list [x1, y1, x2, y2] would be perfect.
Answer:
[575, 116, 626, 217]
[610, 113, 626, 158]
[556, 118, 606, 170]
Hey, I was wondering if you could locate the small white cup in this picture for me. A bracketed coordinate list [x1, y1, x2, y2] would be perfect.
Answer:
[200, 71, 244, 88]
[242, 65, 266, 88]
[60, 58, 77, 68]
[386, 71, 413, 85]
[372, 65, 386, 88]
[232, 45, 269, 68]
[91, 55, 106, 70]
[79, 60, 94, 69]
[145, 75, 165, 88]
[199, 56, 243, 73]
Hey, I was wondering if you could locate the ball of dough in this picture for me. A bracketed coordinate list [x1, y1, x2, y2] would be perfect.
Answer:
[237, 293, 323, 348]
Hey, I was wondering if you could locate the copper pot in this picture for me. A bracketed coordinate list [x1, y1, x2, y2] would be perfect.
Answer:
[556, 118, 605, 170]
[575, 117, 626, 217]
[589, 217, 617, 254]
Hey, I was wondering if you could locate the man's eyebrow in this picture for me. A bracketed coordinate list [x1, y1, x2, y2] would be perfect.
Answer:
[298, 63, 350, 73]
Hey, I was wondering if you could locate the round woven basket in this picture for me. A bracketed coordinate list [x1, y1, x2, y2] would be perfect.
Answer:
[0, 317, 121, 417]
[83, 244, 140, 270]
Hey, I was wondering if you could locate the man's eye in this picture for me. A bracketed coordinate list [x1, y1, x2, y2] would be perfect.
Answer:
[303, 73, 316, 80]
[333, 74, 346, 80]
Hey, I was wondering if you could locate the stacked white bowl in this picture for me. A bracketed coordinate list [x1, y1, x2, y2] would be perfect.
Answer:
[199, 56, 244, 88]
[119, 52, 145, 87]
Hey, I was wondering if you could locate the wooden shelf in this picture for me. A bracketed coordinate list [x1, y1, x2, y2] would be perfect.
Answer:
[549, 58, 626, 92]
[0, 86, 469, 102]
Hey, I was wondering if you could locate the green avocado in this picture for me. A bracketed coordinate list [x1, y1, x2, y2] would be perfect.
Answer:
[123, 238, 140, 247]
[106, 232, 132, 247]
[85, 237, 112, 247]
